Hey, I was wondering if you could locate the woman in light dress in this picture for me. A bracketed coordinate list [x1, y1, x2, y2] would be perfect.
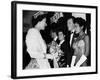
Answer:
[25, 14, 53, 69]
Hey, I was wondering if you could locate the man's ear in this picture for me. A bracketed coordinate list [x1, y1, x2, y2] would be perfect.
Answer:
[81, 26, 84, 30]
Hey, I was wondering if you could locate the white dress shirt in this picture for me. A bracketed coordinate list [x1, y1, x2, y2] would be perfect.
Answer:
[54, 36, 58, 41]
[70, 30, 75, 46]
[58, 40, 65, 47]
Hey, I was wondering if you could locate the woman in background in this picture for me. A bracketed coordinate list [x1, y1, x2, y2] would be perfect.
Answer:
[25, 13, 52, 69]
[71, 17, 89, 67]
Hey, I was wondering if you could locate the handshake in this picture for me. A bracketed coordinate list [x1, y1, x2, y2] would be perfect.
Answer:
[44, 54, 57, 59]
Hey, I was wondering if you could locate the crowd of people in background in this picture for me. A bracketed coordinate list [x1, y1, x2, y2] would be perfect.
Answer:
[24, 12, 90, 69]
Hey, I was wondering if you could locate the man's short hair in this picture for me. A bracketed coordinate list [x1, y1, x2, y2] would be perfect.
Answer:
[67, 16, 75, 23]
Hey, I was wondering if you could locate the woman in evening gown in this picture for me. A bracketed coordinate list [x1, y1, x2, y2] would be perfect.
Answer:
[25, 13, 52, 69]
[71, 17, 89, 67]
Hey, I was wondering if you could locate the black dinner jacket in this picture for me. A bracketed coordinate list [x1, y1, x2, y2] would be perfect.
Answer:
[52, 38, 60, 44]
[65, 31, 75, 66]
[59, 40, 71, 66]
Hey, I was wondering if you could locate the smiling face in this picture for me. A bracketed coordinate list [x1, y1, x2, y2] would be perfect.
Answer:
[58, 31, 65, 41]
[38, 18, 47, 30]
[67, 18, 75, 31]
[75, 23, 83, 34]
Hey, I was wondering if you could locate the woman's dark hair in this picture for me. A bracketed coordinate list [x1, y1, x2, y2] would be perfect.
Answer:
[74, 17, 86, 32]
[32, 14, 47, 27]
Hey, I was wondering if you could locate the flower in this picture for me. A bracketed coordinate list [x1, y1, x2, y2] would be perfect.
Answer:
[49, 41, 63, 61]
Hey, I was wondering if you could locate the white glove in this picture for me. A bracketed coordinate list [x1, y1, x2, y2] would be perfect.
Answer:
[75, 54, 87, 67]
[71, 56, 76, 67]
[67, 65, 69, 68]
[46, 54, 54, 59]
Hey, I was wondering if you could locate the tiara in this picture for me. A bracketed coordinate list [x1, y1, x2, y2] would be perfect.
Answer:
[33, 11, 47, 19]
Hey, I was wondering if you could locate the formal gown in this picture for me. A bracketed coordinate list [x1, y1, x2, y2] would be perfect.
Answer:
[72, 33, 88, 66]
[25, 28, 50, 69]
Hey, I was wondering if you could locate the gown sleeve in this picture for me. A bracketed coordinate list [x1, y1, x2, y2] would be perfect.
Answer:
[25, 29, 45, 59]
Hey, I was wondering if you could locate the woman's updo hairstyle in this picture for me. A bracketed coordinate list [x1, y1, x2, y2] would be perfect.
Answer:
[32, 12, 47, 27]
[74, 17, 86, 32]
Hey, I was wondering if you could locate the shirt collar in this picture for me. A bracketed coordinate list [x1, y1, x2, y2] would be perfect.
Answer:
[54, 36, 58, 41]
[59, 40, 65, 46]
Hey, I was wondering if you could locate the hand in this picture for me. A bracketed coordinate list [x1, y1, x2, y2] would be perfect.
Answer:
[46, 54, 54, 59]
[53, 52, 58, 58]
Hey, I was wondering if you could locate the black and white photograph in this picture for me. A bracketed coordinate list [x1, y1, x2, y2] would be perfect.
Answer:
[23, 11, 91, 69]
[11, 1, 97, 79]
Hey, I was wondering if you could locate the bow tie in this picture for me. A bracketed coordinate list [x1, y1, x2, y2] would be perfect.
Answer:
[71, 32, 74, 34]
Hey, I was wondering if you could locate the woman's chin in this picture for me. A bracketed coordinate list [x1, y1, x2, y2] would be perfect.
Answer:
[75, 32, 79, 34]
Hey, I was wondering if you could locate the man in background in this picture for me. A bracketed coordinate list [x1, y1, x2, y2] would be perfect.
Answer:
[66, 16, 76, 67]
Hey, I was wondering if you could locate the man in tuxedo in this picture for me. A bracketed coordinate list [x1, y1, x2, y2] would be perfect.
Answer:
[66, 16, 76, 67]
[57, 29, 70, 67]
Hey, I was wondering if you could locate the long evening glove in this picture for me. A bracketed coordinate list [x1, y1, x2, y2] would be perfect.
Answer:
[75, 54, 87, 67]
[71, 56, 76, 67]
